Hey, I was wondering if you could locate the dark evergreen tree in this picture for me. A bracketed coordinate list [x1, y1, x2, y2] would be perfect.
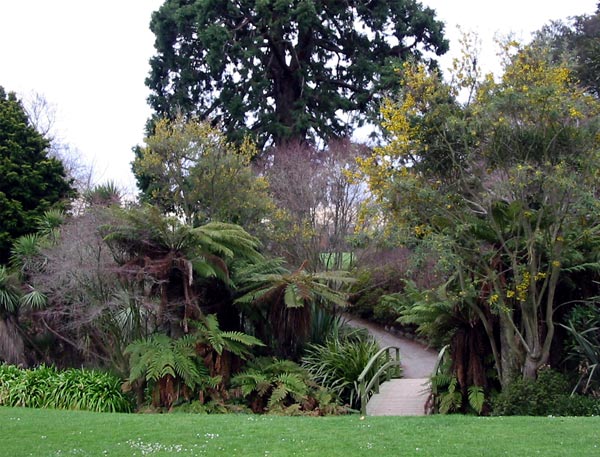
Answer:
[0, 87, 74, 263]
[145, 0, 448, 147]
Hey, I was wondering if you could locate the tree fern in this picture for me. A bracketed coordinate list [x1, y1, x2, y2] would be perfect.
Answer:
[125, 333, 206, 389]
[192, 314, 264, 358]
[234, 264, 353, 358]
[232, 357, 312, 412]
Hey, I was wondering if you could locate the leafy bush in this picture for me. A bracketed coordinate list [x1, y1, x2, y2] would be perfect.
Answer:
[0, 364, 133, 412]
[0, 364, 56, 408]
[231, 357, 346, 415]
[348, 247, 441, 326]
[347, 269, 392, 321]
[492, 368, 600, 416]
[301, 328, 387, 409]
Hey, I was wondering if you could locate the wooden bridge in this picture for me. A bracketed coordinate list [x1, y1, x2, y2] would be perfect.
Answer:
[344, 315, 437, 416]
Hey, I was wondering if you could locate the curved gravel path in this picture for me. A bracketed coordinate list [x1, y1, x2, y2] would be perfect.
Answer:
[341, 314, 437, 379]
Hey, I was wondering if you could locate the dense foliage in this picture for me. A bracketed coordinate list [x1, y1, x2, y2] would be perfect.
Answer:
[132, 117, 272, 230]
[8, 4, 600, 419]
[492, 368, 600, 416]
[0, 87, 74, 263]
[533, 5, 600, 97]
[146, 0, 448, 146]
[231, 356, 346, 415]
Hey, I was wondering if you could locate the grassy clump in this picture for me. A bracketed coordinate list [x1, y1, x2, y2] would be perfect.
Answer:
[2, 406, 600, 456]
[0, 364, 133, 413]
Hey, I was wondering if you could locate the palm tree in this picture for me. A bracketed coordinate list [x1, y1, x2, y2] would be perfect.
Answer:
[235, 260, 353, 358]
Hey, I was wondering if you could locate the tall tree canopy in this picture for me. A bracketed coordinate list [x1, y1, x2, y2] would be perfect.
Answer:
[146, 0, 448, 147]
[532, 4, 600, 97]
[0, 87, 74, 264]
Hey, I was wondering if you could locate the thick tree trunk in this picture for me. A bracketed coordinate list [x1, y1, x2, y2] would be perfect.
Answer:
[266, 33, 307, 146]
[522, 353, 541, 380]
[498, 313, 522, 388]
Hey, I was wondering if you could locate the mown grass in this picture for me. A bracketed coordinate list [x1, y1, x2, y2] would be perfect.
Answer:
[2, 406, 599, 456]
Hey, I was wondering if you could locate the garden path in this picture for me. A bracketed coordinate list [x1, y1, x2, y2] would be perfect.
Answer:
[342, 314, 437, 415]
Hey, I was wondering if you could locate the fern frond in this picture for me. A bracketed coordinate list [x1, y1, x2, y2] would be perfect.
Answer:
[467, 385, 485, 414]
[268, 384, 289, 408]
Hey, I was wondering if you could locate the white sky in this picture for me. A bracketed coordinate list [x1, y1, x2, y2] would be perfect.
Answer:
[0, 1, 598, 193]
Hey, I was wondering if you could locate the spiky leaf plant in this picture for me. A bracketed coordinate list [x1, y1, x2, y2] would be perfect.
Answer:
[302, 327, 385, 408]
[0, 364, 133, 412]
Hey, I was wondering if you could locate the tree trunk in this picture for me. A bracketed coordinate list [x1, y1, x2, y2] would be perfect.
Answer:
[522, 353, 540, 380]
[267, 35, 306, 146]
[498, 313, 522, 387]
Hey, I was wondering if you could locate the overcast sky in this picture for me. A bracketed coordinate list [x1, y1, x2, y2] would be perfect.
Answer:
[0, 1, 598, 193]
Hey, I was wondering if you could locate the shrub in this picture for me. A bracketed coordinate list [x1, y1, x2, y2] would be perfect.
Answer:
[492, 368, 600, 416]
[0, 364, 133, 413]
[50, 368, 133, 413]
[231, 357, 347, 415]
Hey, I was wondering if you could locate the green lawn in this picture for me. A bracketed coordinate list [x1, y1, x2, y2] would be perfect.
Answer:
[2, 406, 599, 456]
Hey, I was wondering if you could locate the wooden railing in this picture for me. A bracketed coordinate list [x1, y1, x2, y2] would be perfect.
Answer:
[357, 346, 402, 416]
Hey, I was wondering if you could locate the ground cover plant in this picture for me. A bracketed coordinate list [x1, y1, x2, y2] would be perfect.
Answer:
[2, 406, 600, 456]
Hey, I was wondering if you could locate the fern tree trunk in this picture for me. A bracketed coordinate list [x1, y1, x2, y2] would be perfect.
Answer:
[451, 323, 492, 413]
[0, 316, 26, 366]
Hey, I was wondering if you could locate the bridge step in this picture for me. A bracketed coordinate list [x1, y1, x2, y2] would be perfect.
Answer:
[366, 378, 430, 416]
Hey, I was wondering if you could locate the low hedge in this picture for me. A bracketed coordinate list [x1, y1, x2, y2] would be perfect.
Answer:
[492, 368, 600, 416]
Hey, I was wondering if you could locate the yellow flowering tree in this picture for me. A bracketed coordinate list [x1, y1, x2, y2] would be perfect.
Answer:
[361, 40, 600, 387]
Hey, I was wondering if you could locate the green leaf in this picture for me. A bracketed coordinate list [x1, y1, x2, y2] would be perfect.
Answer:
[284, 284, 303, 308]
[468, 385, 485, 414]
